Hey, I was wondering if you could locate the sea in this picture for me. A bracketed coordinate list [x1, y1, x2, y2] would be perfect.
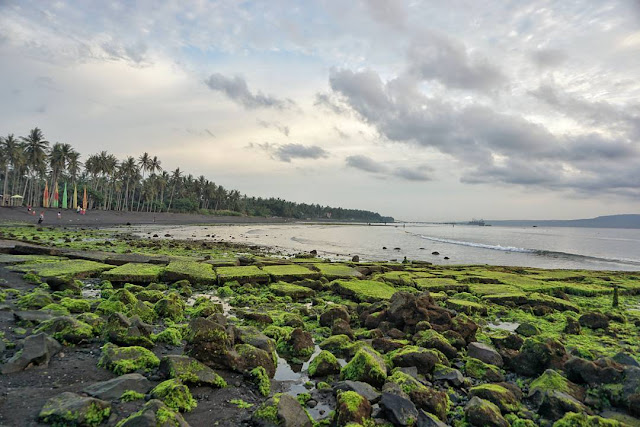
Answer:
[126, 222, 640, 272]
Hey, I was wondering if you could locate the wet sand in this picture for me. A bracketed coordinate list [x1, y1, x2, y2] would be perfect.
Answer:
[0, 207, 295, 227]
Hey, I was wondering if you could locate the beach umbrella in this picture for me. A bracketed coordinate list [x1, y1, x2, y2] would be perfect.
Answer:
[62, 183, 68, 209]
[43, 182, 49, 208]
[82, 187, 87, 210]
[52, 182, 59, 208]
[73, 184, 78, 209]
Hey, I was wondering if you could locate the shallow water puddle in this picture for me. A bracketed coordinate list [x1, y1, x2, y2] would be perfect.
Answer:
[487, 320, 520, 332]
[274, 344, 345, 420]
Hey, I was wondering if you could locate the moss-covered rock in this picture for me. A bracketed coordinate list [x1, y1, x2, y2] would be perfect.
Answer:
[269, 282, 316, 300]
[464, 396, 509, 427]
[17, 289, 54, 309]
[389, 345, 446, 374]
[469, 384, 520, 413]
[340, 346, 387, 387]
[163, 260, 217, 287]
[251, 393, 313, 427]
[152, 327, 183, 346]
[184, 317, 232, 370]
[160, 355, 226, 388]
[552, 412, 623, 426]
[59, 297, 92, 313]
[529, 369, 584, 404]
[38, 392, 110, 427]
[115, 399, 188, 426]
[465, 357, 505, 382]
[187, 297, 222, 318]
[332, 279, 396, 302]
[101, 262, 164, 283]
[308, 350, 341, 377]
[319, 334, 354, 357]
[230, 343, 277, 378]
[263, 265, 321, 282]
[103, 312, 154, 348]
[154, 292, 186, 321]
[98, 343, 160, 375]
[335, 390, 372, 426]
[413, 329, 457, 359]
[35, 316, 94, 344]
[149, 379, 197, 412]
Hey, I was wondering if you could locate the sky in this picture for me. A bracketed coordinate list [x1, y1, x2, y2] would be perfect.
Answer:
[1, 0, 639, 221]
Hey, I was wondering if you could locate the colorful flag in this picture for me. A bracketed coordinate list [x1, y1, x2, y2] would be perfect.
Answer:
[62, 183, 68, 209]
[52, 182, 59, 208]
[82, 187, 88, 210]
[43, 182, 49, 208]
[73, 184, 78, 209]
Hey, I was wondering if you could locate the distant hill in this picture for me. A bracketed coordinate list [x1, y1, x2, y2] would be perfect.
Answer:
[487, 214, 640, 229]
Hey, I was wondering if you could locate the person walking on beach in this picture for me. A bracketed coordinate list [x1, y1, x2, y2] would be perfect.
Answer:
[38, 212, 44, 224]
[57, 211, 62, 220]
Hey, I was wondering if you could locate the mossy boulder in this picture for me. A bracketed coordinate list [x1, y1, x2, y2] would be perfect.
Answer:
[552, 412, 623, 426]
[409, 386, 451, 421]
[229, 343, 277, 378]
[263, 265, 321, 281]
[17, 289, 54, 309]
[319, 305, 350, 327]
[308, 350, 341, 377]
[333, 279, 396, 302]
[282, 328, 314, 361]
[215, 265, 269, 285]
[149, 379, 197, 412]
[414, 329, 457, 359]
[386, 369, 427, 394]
[341, 347, 387, 387]
[251, 393, 313, 427]
[98, 343, 160, 375]
[59, 297, 92, 313]
[515, 322, 541, 337]
[35, 316, 94, 344]
[529, 369, 584, 404]
[251, 366, 271, 397]
[465, 357, 505, 382]
[154, 292, 186, 321]
[187, 297, 222, 318]
[39, 392, 110, 427]
[159, 355, 227, 388]
[446, 298, 488, 315]
[101, 263, 164, 283]
[335, 390, 372, 426]
[184, 317, 232, 370]
[115, 399, 188, 426]
[510, 337, 567, 377]
[103, 312, 154, 348]
[389, 345, 444, 374]
[579, 312, 610, 330]
[469, 384, 520, 413]
[464, 396, 509, 427]
[319, 334, 354, 357]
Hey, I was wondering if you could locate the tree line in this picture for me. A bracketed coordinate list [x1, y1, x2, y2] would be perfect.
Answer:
[0, 128, 394, 222]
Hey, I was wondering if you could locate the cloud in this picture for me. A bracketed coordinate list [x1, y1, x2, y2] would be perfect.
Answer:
[346, 155, 432, 181]
[530, 48, 568, 68]
[314, 92, 349, 115]
[257, 119, 290, 137]
[249, 142, 329, 162]
[346, 155, 387, 173]
[205, 73, 293, 110]
[392, 167, 431, 181]
[406, 32, 506, 92]
[330, 68, 640, 196]
[364, 0, 406, 29]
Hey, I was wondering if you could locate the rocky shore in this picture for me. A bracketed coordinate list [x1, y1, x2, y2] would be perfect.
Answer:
[0, 224, 639, 426]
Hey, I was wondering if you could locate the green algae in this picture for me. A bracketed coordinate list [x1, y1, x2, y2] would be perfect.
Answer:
[263, 264, 321, 281]
[314, 263, 363, 280]
[120, 390, 145, 402]
[98, 343, 160, 375]
[340, 347, 387, 387]
[152, 327, 183, 346]
[332, 279, 396, 302]
[150, 379, 197, 412]
[163, 260, 217, 286]
[215, 265, 269, 284]
[100, 262, 165, 283]
[251, 366, 271, 396]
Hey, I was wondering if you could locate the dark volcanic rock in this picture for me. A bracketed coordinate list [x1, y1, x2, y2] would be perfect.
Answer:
[564, 357, 624, 386]
[319, 306, 350, 328]
[579, 312, 609, 330]
[38, 392, 110, 426]
[468, 342, 503, 367]
[464, 396, 509, 427]
[84, 373, 152, 401]
[510, 337, 567, 377]
[380, 392, 419, 426]
[1, 333, 61, 374]
[334, 381, 381, 404]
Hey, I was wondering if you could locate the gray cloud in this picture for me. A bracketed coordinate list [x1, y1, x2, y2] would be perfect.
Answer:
[346, 155, 432, 181]
[205, 73, 293, 110]
[249, 142, 329, 162]
[346, 155, 387, 173]
[330, 68, 640, 196]
[407, 32, 506, 92]
[531, 48, 568, 68]
[392, 167, 431, 181]
[364, 0, 406, 29]
[257, 119, 290, 137]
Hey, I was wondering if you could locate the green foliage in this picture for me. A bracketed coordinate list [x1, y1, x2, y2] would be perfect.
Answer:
[251, 366, 271, 397]
[120, 390, 145, 402]
[230, 399, 253, 409]
[152, 327, 183, 346]
[150, 379, 197, 412]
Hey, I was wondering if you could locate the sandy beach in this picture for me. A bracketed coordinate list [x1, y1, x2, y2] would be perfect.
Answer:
[0, 207, 295, 227]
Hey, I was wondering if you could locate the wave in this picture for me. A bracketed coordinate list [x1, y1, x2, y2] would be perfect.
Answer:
[416, 235, 536, 253]
[415, 234, 640, 267]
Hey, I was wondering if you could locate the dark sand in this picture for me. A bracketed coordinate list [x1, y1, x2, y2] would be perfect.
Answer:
[0, 207, 294, 227]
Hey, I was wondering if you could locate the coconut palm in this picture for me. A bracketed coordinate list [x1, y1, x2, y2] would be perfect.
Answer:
[167, 167, 182, 212]
[21, 127, 49, 206]
[1, 134, 21, 206]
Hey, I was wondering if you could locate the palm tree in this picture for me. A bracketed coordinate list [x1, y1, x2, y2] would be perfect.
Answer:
[66, 150, 81, 183]
[21, 127, 49, 206]
[1, 134, 21, 206]
[119, 156, 138, 211]
[167, 167, 182, 212]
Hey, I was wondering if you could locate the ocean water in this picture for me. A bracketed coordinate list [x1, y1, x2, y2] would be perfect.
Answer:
[129, 223, 640, 271]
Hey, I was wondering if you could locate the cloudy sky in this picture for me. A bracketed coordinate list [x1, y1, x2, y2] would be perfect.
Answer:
[1, 0, 639, 221]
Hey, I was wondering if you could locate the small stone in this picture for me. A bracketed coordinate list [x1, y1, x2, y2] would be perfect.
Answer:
[468, 342, 503, 367]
